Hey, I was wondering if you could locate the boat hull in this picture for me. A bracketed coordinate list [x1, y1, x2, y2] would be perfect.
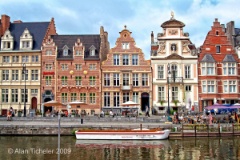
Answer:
[75, 129, 170, 140]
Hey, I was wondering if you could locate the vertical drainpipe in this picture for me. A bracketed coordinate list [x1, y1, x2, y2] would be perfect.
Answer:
[151, 62, 153, 115]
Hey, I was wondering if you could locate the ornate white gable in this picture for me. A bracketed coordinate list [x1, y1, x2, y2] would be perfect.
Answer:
[1, 29, 14, 50]
[20, 28, 33, 50]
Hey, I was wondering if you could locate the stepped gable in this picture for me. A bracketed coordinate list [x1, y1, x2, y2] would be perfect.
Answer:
[51, 34, 101, 60]
[9, 22, 50, 50]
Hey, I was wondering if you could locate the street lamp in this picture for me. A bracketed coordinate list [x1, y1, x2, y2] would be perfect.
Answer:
[167, 64, 171, 115]
[22, 63, 27, 117]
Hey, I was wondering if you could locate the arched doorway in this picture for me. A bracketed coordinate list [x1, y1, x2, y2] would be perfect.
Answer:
[31, 97, 37, 110]
[141, 92, 149, 111]
[44, 97, 52, 113]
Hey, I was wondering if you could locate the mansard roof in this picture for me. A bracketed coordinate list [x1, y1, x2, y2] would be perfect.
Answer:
[51, 35, 101, 60]
[200, 54, 216, 62]
[222, 54, 236, 62]
[8, 22, 50, 50]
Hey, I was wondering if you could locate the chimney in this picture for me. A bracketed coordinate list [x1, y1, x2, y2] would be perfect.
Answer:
[0, 14, 10, 36]
[151, 31, 154, 44]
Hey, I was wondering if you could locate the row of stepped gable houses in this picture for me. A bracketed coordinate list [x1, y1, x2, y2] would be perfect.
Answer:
[0, 13, 240, 117]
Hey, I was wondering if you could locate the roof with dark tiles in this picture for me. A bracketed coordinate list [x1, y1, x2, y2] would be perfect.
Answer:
[200, 54, 216, 62]
[8, 22, 50, 50]
[222, 54, 236, 62]
[51, 35, 101, 60]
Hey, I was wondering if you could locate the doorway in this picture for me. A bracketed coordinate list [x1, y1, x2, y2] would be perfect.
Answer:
[31, 97, 37, 110]
[141, 92, 149, 111]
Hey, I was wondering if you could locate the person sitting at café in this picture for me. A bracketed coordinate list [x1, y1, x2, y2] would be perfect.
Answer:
[109, 110, 114, 117]
[45, 109, 51, 117]
[100, 110, 105, 117]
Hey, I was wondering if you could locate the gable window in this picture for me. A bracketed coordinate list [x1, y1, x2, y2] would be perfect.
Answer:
[61, 76, 68, 85]
[157, 65, 164, 79]
[20, 28, 33, 50]
[76, 50, 82, 55]
[104, 92, 110, 107]
[63, 49, 68, 56]
[113, 73, 120, 86]
[113, 54, 119, 65]
[12, 56, 19, 63]
[104, 73, 110, 86]
[89, 45, 96, 56]
[216, 45, 220, 53]
[46, 50, 52, 55]
[132, 73, 139, 86]
[185, 65, 191, 79]
[132, 54, 138, 65]
[122, 54, 129, 65]
[3, 56, 10, 63]
[223, 63, 236, 75]
[122, 43, 129, 49]
[158, 86, 165, 101]
[1, 29, 14, 50]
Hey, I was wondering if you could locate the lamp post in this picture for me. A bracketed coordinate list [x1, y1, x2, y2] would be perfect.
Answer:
[167, 64, 171, 115]
[22, 63, 26, 117]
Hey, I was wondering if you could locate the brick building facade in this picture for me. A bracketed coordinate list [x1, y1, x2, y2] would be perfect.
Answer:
[101, 26, 152, 114]
[198, 18, 240, 111]
[41, 27, 109, 115]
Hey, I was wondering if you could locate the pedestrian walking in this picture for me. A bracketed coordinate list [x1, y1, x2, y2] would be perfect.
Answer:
[145, 106, 150, 117]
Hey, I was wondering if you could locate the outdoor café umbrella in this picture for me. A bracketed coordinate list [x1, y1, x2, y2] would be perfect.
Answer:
[205, 103, 230, 110]
[44, 100, 63, 107]
[67, 100, 86, 114]
[121, 101, 139, 107]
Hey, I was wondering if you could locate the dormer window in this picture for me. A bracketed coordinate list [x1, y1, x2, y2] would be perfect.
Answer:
[122, 43, 129, 49]
[89, 45, 96, 56]
[20, 28, 33, 50]
[62, 45, 69, 56]
[1, 29, 14, 50]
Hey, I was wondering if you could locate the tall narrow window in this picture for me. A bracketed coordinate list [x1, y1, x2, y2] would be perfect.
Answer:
[157, 65, 164, 79]
[122, 43, 129, 49]
[172, 87, 178, 101]
[142, 73, 148, 86]
[113, 92, 120, 107]
[123, 73, 129, 86]
[22, 56, 29, 63]
[12, 56, 19, 63]
[61, 76, 68, 85]
[216, 45, 220, 53]
[90, 93, 96, 104]
[31, 70, 38, 80]
[2, 70, 9, 81]
[32, 55, 39, 62]
[21, 89, 28, 103]
[132, 54, 138, 65]
[104, 74, 110, 86]
[22, 70, 28, 81]
[11, 89, 18, 103]
[46, 76, 52, 86]
[75, 76, 81, 86]
[158, 87, 164, 101]
[3, 56, 10, 63]
[71, 93, 77, 101]
[132, 92, 138, 103]
[113, 54, 119, 65]
[104, 92, 110, 107]
[12, 70, 19, 81]
[123, 92, 129, 103]
[122, 54, 129, 65]
[132, 73, 139, 86]
[61, 93, 68, 103]
[2, 89, 9, 102]
[89, 76, 96, 86]
[113, 73, 119, 86]
[80, 93, 86, 103]
[185, 65, 191, 79]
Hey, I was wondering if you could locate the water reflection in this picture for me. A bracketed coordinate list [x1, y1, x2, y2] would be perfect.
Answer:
[0, 136, 240, 160]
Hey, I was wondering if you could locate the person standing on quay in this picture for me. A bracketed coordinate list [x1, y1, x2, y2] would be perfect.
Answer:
[145, 106, 150, 117]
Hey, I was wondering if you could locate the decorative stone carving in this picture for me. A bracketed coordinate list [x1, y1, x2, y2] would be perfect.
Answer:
[157, 41, 166, 54]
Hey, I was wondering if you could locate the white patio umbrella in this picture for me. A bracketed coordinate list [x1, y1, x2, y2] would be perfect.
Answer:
[121, 101, 139, 106]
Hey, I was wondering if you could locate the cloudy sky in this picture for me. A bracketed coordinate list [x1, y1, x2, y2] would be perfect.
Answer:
[1, 0, 239, 59]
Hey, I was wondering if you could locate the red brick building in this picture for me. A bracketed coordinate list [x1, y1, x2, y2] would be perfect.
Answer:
[41, 27, 109, 115]
[198, 18, 239, 111]
[101, 26, 152, 114]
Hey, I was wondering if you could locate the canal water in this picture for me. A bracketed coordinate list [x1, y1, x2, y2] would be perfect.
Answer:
[0, 136, 239, 160]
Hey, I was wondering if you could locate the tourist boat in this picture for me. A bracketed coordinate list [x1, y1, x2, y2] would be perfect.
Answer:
[75, 139, 170, 149]
[75, 128, 170, 140]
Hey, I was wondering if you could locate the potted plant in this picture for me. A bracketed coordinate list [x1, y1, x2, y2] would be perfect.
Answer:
[173, 100, 179, 106]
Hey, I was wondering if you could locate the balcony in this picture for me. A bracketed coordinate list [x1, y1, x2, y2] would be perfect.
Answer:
[121, 84, 132, 91]
[167, 77, 183, 84]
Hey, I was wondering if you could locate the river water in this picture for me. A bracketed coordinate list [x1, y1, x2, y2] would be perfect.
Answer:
[0, 136, 239, 160]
